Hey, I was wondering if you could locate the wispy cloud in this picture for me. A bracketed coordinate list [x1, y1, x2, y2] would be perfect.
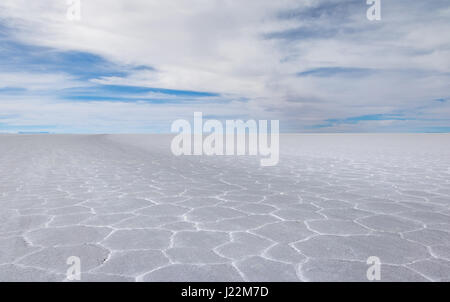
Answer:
[296, 67, 373, 77]
[0, 0, 449, 133]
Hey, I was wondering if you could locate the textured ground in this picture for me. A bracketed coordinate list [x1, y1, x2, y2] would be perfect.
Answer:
[0, 134, 449, 282]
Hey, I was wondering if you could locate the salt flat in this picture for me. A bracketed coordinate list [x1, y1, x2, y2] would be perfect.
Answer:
[0, 134, 449, 282]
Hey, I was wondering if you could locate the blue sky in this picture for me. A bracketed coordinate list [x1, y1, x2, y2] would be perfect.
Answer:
[0, 0, 450, 133]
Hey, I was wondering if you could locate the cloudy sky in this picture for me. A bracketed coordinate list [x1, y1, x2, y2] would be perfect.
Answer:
[0, 0, 449, 133]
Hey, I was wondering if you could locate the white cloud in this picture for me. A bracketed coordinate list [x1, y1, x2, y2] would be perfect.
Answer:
[0, 0, 449, 132]
[0, 72, 85, 91]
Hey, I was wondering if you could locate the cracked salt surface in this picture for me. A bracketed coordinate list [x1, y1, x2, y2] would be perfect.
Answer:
[0, 134, 449, 281]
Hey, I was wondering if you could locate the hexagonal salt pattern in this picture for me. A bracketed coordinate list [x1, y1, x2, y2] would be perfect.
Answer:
[0, 134, 449, 281]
